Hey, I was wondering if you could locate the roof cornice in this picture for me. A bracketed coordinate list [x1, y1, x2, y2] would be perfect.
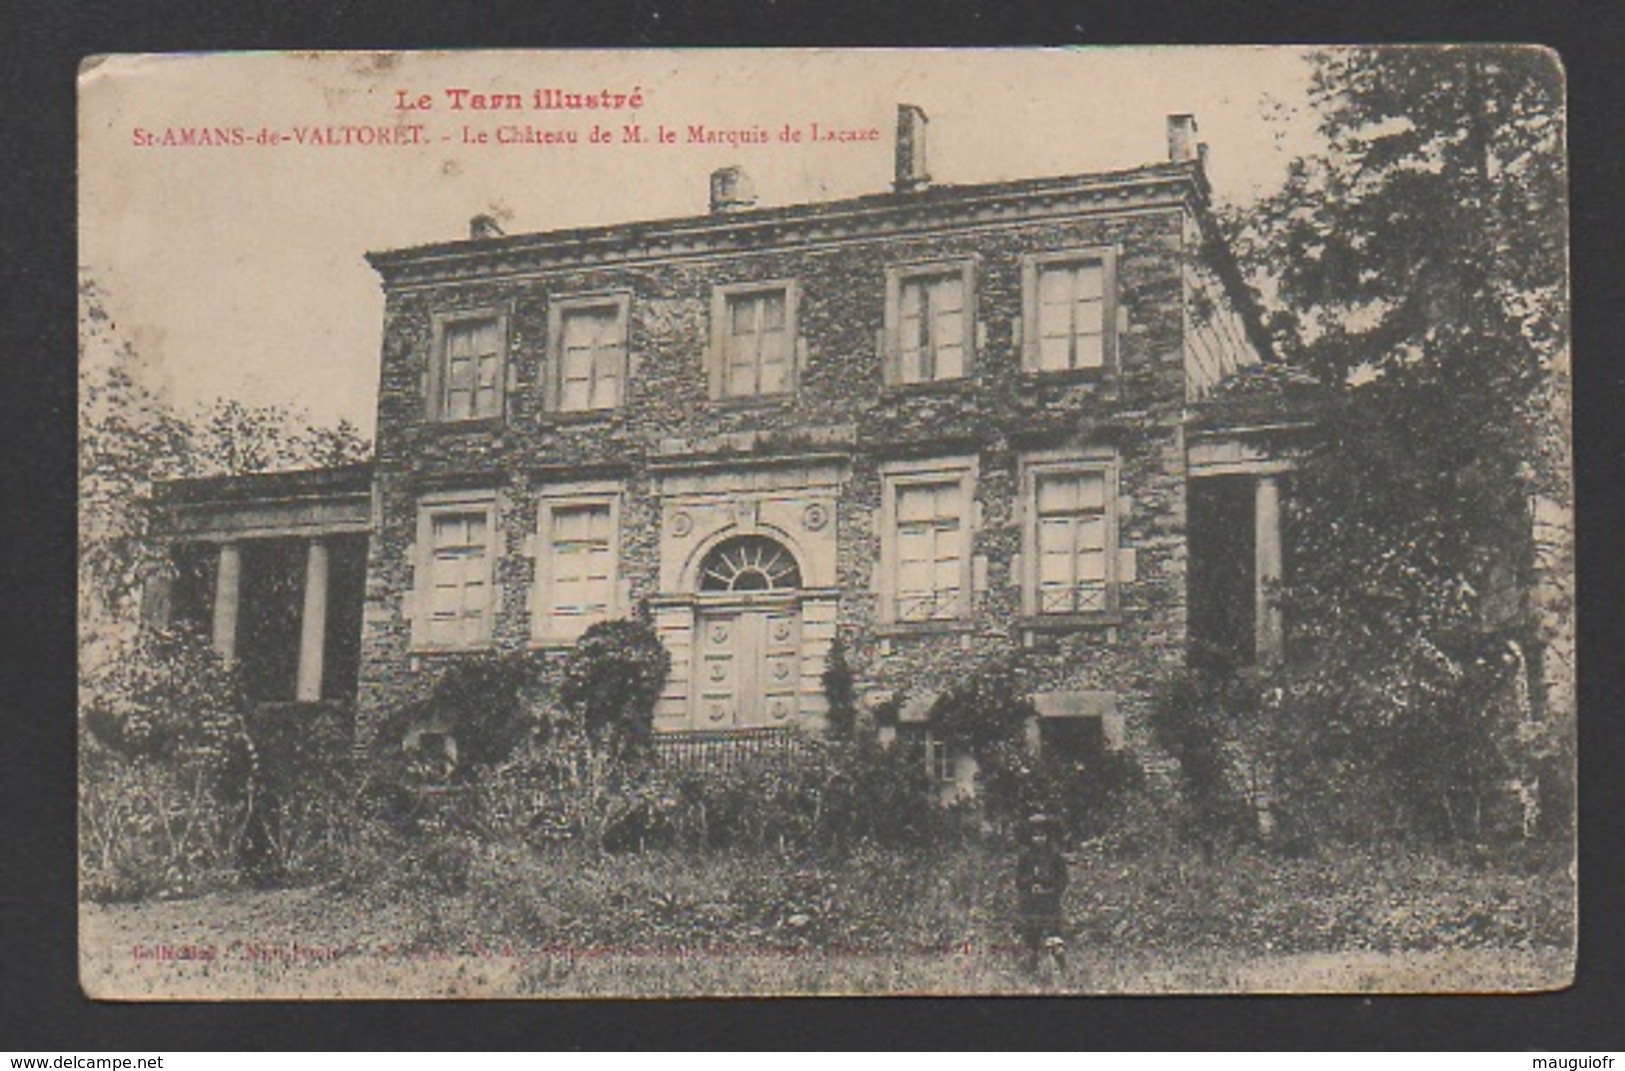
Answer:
[152, 462, 375, 505]
[366, 163, 1203, 289]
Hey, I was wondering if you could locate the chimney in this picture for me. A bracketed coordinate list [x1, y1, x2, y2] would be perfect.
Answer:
[1167, 114, 1199, 164]
[894, 104, 930, 193]
[709, 165, 757, 213]
[469, 213, 505, 240]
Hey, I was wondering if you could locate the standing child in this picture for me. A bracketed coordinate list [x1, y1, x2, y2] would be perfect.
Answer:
[1015, 812, 1069, 978]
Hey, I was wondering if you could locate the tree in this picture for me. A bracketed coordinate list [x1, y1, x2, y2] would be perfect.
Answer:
[81, 625, 248, 766]
[185, 398, 369, 477]
[1232, 47, 1568, 841]
[78, 277, 195, 651]
[929, 656, 1037, 823]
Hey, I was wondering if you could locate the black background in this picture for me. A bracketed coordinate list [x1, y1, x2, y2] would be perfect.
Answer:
[4, 0, 1622, 1050]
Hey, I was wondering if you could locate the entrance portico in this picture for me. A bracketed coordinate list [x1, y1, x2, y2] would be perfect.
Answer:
[150, 464, 372, 704]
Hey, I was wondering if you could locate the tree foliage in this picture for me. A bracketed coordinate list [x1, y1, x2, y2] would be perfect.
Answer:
[1231, 47, 1567, 841]
[374, 649, 554, 774]
[79, 279, 196, 650]
[81, 626, 249, 766]
[820, 636, 859, 739]
[1147, 667, 1265, 844]
[79, 275, 378, 885]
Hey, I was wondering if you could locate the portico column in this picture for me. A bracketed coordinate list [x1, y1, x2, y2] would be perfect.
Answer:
[296, 538, 331, 702]
[211, 541, 242, 664]
[1254, 474, 1284, 665]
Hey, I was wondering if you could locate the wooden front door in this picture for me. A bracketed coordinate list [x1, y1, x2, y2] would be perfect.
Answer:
[695, 605, 800, 728]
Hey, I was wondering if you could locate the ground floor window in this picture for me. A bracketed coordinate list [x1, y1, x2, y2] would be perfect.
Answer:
[533, 486, 621, 643]
[412, 493, 498, 650]
[1019, 450, 1120, 622]
[880, 457, 977, 626]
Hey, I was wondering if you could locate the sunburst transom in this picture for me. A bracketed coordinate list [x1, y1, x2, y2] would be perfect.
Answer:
[699, 535, 803, 593]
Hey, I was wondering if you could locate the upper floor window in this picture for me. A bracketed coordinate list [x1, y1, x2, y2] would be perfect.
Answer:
[1021, 249, 1118, 374]
[709, 281, 797, 399]
[547, 293, 630, 413]
[1020, 452, 1120, 620]
[411, 493, 498, 649]
[430, 310, 508, 421]
[880, 457, 977, 625]
[885, 261, 975, 385]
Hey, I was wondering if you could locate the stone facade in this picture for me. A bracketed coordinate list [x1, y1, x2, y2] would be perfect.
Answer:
[347, 110, 1277, 765]
[146, 112, 1293, 777]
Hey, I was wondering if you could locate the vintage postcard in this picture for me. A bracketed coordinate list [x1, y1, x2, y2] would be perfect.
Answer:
[78, 47, 1574, 998]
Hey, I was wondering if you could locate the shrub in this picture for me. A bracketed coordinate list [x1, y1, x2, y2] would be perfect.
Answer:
[820, 637, 859, 740]
[928, 656, 1037, 825]
[237, 702, 360, 886]
[374, 649, 554, 775]
[353, 622, 672, 881]
[1024, 747, 1146, 843]
[390, 724, 963, 859]
[81, 626, 247, 768]
[652, 734, 960, 853]
[79, 741, 242, 902]
[558, 619, 671, 758]
[810, 732, 964, 849]
[1253, 633, 1544, 851]
[457, 732, 672, 852]
[929, 657, 1033, 761]
[79, 627, 252, 901]
[1146, 667, 1263, 847]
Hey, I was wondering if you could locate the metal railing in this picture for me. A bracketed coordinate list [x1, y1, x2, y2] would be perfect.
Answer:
[651, 727, 807, 771]
[1038, 582, 1109, 614]
[896, 589, 967, 622]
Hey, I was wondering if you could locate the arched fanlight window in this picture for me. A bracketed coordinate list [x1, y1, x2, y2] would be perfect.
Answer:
[699, 535, 802, 593]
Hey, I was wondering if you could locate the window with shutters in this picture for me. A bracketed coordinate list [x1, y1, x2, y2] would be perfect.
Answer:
[885, 261, 975, 385]
[897, 725, 959, 785]
[411, 495, 498, 650]
[548, 293, 630, 413]
[1035, 471, 1110, 613]
[533, 488, 621, 642]
[1020, 453, 1120, 622]
[709, 281, 797, 399]
[880, 458, 976, 625]
[1021, 248, 1118, 374]
[430, 311, 508, 421]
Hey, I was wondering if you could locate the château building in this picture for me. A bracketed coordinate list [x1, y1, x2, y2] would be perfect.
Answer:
[151, 108, 1307, 779]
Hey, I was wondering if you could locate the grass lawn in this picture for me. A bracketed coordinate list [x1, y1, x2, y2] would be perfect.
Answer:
[79, 841, 1574, 998]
